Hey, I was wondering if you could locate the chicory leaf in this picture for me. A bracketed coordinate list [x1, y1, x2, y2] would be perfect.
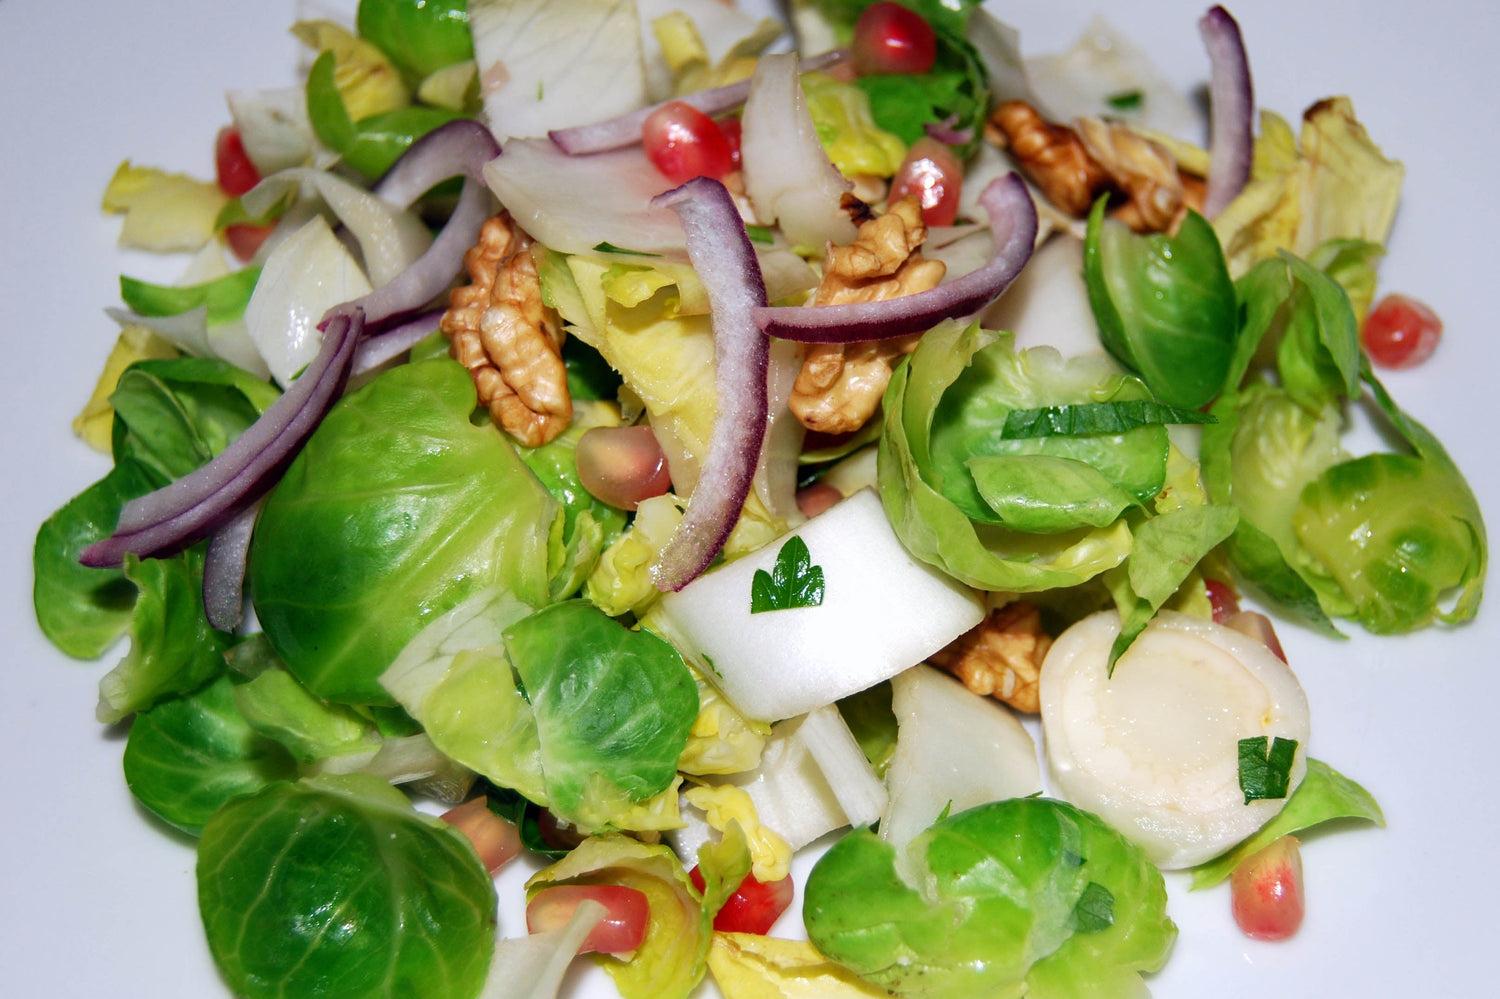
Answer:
[1084, 199, 1237, 409]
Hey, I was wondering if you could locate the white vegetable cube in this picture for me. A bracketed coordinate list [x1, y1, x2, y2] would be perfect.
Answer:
[656, 489, 985, 722]
[880, 665, 1041, 857]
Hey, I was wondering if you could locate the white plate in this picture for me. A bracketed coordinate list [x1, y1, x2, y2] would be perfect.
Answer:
[0, 2, 1493, 997]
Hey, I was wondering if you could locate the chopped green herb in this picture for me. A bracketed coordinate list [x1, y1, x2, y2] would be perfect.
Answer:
[702, 653, 722, 679]
[1238, 736, 1299, 803]
[1001, 401, 1216, 439]
[591, 241, 662, 257]
[1106, 89, 1144, 112]
[750, 536, 825, 613]
[744, 224, 774, 245]
[1072, 881, 1116, 933]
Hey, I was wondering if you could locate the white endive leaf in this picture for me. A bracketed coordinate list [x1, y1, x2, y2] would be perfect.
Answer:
[243, 214, 372, 386]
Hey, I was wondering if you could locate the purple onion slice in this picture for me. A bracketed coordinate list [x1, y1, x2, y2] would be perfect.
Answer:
[753, 172, 1038, 343]
[81, 306, 364, 568]
[548, 49, 849, 156]
[1199, 5, 1255, 217]
[647, 177, 770, 592]
[202, 500, 260, 631]
[352, 309, 445, 378]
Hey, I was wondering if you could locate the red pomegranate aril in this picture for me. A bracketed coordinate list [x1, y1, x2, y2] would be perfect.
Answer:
[576, 424, 673, 511]
[718, 116, 743, 170]
[1205, 578, 1240, 623]
[852, 2, 938, 76]
[440, 797, 522, 874]
[527, 884, 651, 954]
[1223, 609, 1287, 663]
[215, 126, 262, 197]
[642, 101, 735, 184]
[889, 137, 963, 227]
[796, 481, 843, 518]
[1230, 834, 1305, 941]
[689, 866, 795, 935]
[225, 222, 273, 263]
[1362, 293, 1442, 369]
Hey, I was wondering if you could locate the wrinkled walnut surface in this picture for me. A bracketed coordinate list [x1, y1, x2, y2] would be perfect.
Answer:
[441, 213, 571, 447]
[930, 602, 1053, 714]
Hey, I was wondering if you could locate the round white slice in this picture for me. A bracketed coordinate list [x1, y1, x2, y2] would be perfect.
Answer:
[1039, 609, 1310, 869]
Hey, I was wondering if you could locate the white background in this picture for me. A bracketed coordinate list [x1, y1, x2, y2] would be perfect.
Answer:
[0, 1, 1494, 997]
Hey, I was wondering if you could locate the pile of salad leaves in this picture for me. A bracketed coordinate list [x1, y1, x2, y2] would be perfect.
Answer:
[29, 2, 1483, 999]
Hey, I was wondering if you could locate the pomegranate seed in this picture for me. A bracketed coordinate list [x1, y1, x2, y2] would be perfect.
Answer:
[796, 482, 843, 518]
[575, 425, 673, 511]
[1230, 834, 1305, 941]
[1222, 609, 1288, 663]
[889, 137, 963, 226]
[1205, 578, 1240, 622]
[642, 101, 735, 184]
[689, 866, 795, 935]
[1362, 293, 1442, 369]
[527, 884, 650, 954]
[852, 2, 938, 76]
[439, 797, 521, 874]
[214, 127, 262, 197]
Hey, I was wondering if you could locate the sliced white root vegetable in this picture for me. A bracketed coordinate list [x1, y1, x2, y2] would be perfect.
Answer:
[655, 489, 985, 722]
[669, 704, 887, 863]
[243, 214, 372, 386]
[1039, 609, 1310, 869]
[880, 665, 1041, 863]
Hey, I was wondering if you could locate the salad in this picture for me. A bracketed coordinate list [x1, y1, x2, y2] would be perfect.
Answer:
[15, 1, 1493, 998]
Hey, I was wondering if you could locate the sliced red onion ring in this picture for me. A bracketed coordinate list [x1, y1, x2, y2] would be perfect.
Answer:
[80, 305, 363, 568]
[753, 172, 1038, 343]
[203, 500, 260, 631]
[1199, 5, 1254, 217]
[648, 177, 770, 592]
[352, 308, 445, 378]
[548, 49, 849, 156]
[355, 121, 501, 327]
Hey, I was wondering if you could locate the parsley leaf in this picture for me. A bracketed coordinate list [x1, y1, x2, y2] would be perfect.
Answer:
[750, 536, 825, 613]
[1072, 881, 1116, 933]
[1238, 736, 1299, 803]
[1001, 401, 1216, 439]
[1106, 89, 1144, 111]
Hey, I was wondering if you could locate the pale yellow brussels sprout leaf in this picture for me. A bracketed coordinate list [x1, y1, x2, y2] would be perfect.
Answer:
[102, 162, 228, 253]
[73, 326, 180, 451]
[683, 785, 791, 883]
[708, 933, 894, 999]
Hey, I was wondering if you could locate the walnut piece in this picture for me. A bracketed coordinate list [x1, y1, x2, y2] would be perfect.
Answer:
[1075, 116, 1202, 233]
[441, 213, 571, 447]
[987, 100, 1113, 217]
[929, 602, 1053, 714]
[789, 196, 946, 435]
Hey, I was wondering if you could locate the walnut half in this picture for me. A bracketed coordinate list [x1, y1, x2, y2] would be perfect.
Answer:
[789, 196, 946, 435]
[441, 213, 571, 447]
[929, 602, 1053, 714]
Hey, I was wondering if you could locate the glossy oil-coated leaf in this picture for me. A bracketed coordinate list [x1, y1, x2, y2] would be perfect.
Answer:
[804, 797, 1175, 999]
[197, 775, 496, 999]
[1084, 200, 1237, 409]
[250, 359, 560, 706]
[33, 457, 157, 659]
[502, 601, 698, 828]
[357, 0, 473, 79]
[123, 673, 296, 834]
[967, 455, 1137, 534]
[97, 551, 233, 724]
[1191, 758, 1384, 888]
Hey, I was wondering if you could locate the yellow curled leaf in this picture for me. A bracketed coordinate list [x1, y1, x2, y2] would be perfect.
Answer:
[292, 19, 410, 119]
[708, 933, 894, 999]
[73, 326, 181, 451]
[102, 162, 228, 253]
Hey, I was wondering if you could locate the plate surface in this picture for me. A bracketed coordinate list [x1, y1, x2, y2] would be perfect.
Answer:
[0, 2, 1493, 997]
